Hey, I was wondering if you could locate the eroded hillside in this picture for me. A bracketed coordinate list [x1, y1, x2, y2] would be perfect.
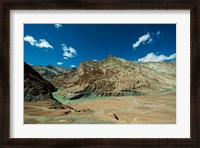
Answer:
[24, 62, 57, 101]
[32, 64, 69, 80]
[51, 55, 176, 100]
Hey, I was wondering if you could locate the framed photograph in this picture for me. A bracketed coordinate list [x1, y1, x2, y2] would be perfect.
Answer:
[1, 0, 199, 147]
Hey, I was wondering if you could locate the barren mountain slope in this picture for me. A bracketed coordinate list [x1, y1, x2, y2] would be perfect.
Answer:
[24, 62, 57, 101]
[32, 64, 69, 80]
[52, 55, 176, 100]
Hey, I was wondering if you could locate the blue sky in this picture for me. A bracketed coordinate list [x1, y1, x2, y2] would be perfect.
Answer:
[24, 24, 176, 69]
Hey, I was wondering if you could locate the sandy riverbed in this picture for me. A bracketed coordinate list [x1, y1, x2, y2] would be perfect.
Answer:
[24, 94, 176, 124]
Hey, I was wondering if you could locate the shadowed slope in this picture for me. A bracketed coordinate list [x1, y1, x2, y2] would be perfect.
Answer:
[24, 62, 57, 101]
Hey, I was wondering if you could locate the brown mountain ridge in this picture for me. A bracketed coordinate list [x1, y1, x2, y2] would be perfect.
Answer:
[51, 55, 176, 100]
[32, 64, 69, 80]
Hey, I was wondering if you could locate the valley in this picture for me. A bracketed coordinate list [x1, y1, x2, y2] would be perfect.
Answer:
[25, 94, 176, 124]
[24, 55, 176, 124]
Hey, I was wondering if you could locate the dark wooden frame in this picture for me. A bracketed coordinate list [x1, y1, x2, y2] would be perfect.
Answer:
[0, 0, 199, 147]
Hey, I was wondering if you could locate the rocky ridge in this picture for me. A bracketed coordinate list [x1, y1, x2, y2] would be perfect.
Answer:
[24, 62, 57, 101]
[32, 64, 69, 80]
[51, 55, 176, 100]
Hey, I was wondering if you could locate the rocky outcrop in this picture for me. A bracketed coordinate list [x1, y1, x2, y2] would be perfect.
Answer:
[24, 62, 57, 101]
[52, 55, 176, 100]
[32, 64, 69, 80]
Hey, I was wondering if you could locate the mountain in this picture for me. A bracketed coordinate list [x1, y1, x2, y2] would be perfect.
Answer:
[51, 55, 176, 100]
[24, 62, 57, 101]
[32, 65, 69, 80]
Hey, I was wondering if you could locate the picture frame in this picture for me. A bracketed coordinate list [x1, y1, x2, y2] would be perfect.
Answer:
[1, 0, 199, 147]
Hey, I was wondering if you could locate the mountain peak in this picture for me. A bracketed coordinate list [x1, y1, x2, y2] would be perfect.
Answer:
[108, 54, 114, 57]
[51, 57, 176, 100]
[105, 54, 119, 60]
[104, 54, 126, 63]
[47, 64, 53, 69]
[107, 54, 117, 59]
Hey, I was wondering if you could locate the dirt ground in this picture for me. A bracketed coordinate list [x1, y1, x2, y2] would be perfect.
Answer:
[24, 95, 176, 124]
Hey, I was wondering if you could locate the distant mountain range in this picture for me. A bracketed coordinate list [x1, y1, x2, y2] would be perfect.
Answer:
[32, 64, 69, 80]
[51, 55, 176, 100]
[24, 55, 176, 101]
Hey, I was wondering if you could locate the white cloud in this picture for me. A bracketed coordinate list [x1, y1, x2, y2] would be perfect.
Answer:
[24, 35, 53, 49]
[132, 33, 152, 49]
[168, 53, 176, 60]
[71, 65, 76, 68]
[156, 31, 161, 35]
[69, 47, 77, 54]
[55, 24, 62, 29]
[61, 44, 77, 59]
[57, 62, 63, 65]
[92, 59, 97, 61]
[63, 51, 72, 58]
[132, 31, 161, 49]
[24, 35, 37, 45]
[146, 38, 153, 44]
[63, 57, 68, 60]
[138, 52, 176, 62]
[35, 39, 53, 49]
